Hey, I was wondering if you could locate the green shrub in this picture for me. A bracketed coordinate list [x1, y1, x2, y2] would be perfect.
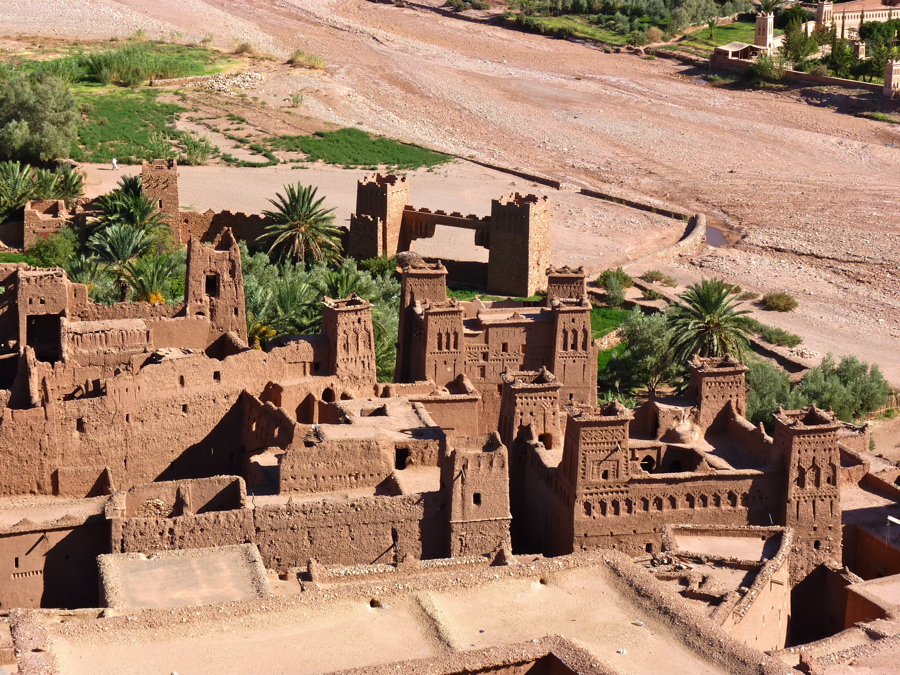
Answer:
[744, 318, 802, 347]
[761, 291, 798, 312]
[745, 54, 784, 83]
[597, 267, 633, 290]
[642, 288, 665, 300]
[181, 132, 216, 165]
[606, 276, 625, 307]
[234, 42, 255, 55]
[798, 354, 890, 421]
[287, 50, 326, 70]
[641, 270, 677, 287]
[739, 290, 759, 301]
[26, 226, 78, 268]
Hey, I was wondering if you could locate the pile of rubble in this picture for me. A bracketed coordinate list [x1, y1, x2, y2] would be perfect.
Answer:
[204, 72, 264, 95]
[788, 346, 821, 360]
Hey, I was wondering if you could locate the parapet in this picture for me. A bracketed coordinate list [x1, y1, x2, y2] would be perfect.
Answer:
[689, 354, 748, 375]
[568, 399, 635, 423]
[358, 173, 408, 189]
[500, 367, 559, 389]
[773, 406, 841, 431]
[322, 293, 370, 311]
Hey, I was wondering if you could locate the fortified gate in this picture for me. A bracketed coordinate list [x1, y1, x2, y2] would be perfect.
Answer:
[346, 174, 551, 297]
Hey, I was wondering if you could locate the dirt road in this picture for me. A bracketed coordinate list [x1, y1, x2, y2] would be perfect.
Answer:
[3, 0, 900, 382]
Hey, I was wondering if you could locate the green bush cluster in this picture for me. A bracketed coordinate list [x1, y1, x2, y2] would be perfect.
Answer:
[641, 269, 677, 287]
[446, 0, 490, 10]
[0, 76, 79, 163]
[761, 291, 798, 312]
[743, 317, 802, 348]
[746, 355, 891, 429]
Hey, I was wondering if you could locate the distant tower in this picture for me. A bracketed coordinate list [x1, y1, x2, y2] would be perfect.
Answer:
[185, 229, 247, 345]
[321, 295, 376, 381]
[549, 297, 596, 406]
[755, 12, 775, 51]
[688, 355, 748, 434]
[885, 60, 900, 99]
[347, 174, 409, 260]
[487, 193, 551, 297]
[815, 1, 833, 30]
[141, 159, 179, 236]
[442, 433, 512, 557]
[775, 407, 842, 585]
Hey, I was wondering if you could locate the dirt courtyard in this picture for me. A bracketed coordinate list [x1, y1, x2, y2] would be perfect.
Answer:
[3, 0, 900, 385]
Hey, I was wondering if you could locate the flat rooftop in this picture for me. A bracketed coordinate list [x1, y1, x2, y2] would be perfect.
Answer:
[43, 556, 732, 675]
[98, 544, 270, 609]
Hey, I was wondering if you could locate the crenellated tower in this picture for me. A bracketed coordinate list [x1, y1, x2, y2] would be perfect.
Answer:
[347, 174, 409, 260]
[321, 294, 376, 381]
[487, 194, 551, 297]
[775, 407, 842, 585]
[688, 354, 748, 434]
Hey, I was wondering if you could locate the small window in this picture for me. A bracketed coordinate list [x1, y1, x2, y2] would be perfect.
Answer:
[76, 418, 85, 433]
[473, 493, 482, 506]
[645, 543, 654, 553]
[182, 404, 188, 414]
[158, 199, 163, 209]
[39, 298, 45, 305]
[213, 371, 221, 381]
[501, 342, 509, 353]
[179, 375, 185, 387]
[205, 274, 219, 297]
[14, 557, 19, 569]
[482, 352, 488, 362]
[601, 470, 609, 480]
[125, 414, 131, 424]
[814, 540, 821, 550]
[520, 344, 527, 354]
[478, 366, 486, 379]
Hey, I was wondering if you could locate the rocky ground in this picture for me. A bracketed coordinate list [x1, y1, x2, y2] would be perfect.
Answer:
[2, 1, 899, 388]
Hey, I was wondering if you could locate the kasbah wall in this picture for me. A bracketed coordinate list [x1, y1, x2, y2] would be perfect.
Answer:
[4, 160, 900, 661]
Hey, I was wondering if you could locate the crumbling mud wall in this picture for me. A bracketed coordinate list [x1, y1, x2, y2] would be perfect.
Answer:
[254, 492, 446, 569]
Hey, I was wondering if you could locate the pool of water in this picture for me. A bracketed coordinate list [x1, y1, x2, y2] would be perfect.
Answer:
[706, 225, 728, 247]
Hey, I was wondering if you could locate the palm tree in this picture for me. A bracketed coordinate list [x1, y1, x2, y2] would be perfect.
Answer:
[0, 161, 34, 221]
[123, 252, 182, 303]
[88, 222, 155, 300]
[667, 278, 753, 362]
[757, 0, 783, 13]
[244, 280, 277, 349]
[260, 183, 342, 264]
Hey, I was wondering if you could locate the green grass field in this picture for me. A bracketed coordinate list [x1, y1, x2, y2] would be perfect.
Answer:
[591, 306, 630, 339]
[70, 89, 187, 164]
[266, 128, 451, 170]
[669, 21, 783, 56]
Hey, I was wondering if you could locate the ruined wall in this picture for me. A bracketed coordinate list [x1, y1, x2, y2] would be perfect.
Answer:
[177, 210, 267, 246]
[113, 508, 254, 554]
[0, 337, 374, 495]
[726, 415, 775, 464]
[279, 439, 394, 494]
[849, 527, 900, 580]
[23, 200, 67, 248]
[254, 492, 446, 569]
[241, 392, 299, 453]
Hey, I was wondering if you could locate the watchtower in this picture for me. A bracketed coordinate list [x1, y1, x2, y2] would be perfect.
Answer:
[688, 355, 748, 434]
[815, 0, 833, 30]
[755, 12, 775, 51]
[321, 294, 376, 381]
[348, 174, 409, 259]
[775, 407, 842, 585]
[487, 194, 551, 297]
[549, 297, 596, 406]
[141, 159, 179, 223]
[185, 229, 247, 345]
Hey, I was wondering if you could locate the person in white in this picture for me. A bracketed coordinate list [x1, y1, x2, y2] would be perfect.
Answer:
[112, 158, 118, 171]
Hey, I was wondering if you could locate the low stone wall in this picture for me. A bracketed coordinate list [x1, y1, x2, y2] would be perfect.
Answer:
[148, 75, 217, 87]
[710, 53, 883, 93]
